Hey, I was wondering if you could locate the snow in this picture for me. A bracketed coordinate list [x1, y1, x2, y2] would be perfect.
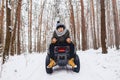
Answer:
[0, 48, 120, 80]
[8, 26, 13, 32]
[8, 3, 12, 9]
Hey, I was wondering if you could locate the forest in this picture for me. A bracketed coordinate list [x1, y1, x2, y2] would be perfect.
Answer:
[0, 0, 120, 63]
[0, 0, 120, 80]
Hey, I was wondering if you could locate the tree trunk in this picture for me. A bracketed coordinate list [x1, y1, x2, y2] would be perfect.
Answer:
[17, 0, 22, 55]
[37, 0, 46, 53]
[106, 0, 114, 48]
[100, 0, 107, 53]
[3, 0, 12, 64]
[80, 0, 87, 51]
[96, 0, 101, 48]
[112, 0, 120, 49]
[10, 0, 15, 55]
[10, 16, 18, 55]
[90, 0, 97, 49]
[28, 0, 32, 53]
[0, 0, 4, 46]
[68, 0, 76, 45]
[76, 3, 81, 50]
[34, 24, 37, 52]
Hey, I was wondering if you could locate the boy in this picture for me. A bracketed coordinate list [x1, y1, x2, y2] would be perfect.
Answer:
[47, 21, 77, 68]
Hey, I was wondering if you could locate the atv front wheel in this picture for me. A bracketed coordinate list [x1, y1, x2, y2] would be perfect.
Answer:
[73, 54, 80, 73]
[45, 55, 53, 74]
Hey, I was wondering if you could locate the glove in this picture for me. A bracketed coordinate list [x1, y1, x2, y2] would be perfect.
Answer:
[66, 38, 71, 43]
[51, 38, 57, 43]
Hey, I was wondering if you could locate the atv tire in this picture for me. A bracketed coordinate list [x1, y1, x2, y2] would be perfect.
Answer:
[45, 55, 53, 74]
[73, 54, 80, 73]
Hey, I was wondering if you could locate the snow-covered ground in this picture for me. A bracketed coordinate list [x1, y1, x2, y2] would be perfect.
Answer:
[0, 48, 120, 80]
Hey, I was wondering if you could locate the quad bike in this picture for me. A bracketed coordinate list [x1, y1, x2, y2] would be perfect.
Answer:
[45, 45, 80, 74]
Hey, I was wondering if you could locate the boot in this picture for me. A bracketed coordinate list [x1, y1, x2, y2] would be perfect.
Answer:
[47, 58, 56, 68]
[68, 58, 77, 68]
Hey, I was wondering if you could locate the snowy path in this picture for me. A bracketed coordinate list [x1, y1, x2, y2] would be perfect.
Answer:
[21, 54, 81, 80]
[18, 54, 102, 80]
[0, 49, 120, 80]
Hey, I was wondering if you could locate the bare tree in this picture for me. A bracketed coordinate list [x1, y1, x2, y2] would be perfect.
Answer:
[76, 2, 81, 50]
[10, 0, 15, 55]
[106, 0, 114, 48]
[96, 0, 101, 48]
[0, 0, 4, 49]
[90, 0, 97, 49]
[10, 0, 16, 55]
[17, 0, 22, 55]
[68, 0, 76, 45]
[28, 0, 32, 53]
[10, 0, 22, 55]
[3, 0, 12, 64]
[112, 0, 120, 49]
[100, 0, 107, 53]
[33, 6, 38, 52]
[37, 0, 46, 52]
[80, 0, 87, 51]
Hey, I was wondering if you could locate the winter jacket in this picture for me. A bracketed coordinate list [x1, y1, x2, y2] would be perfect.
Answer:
[52, 29, 70, 43]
